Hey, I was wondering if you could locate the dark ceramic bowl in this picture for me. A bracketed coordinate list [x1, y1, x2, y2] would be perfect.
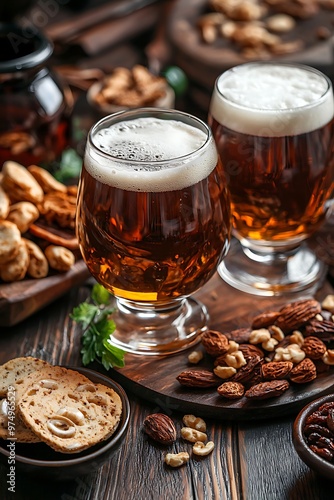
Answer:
[0, 367, 130, 481]
[292, 393, 334, 480]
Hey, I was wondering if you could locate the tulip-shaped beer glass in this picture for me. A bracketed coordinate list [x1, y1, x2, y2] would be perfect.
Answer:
[77, 108, 231, 355]
[209, 62, 334, 296]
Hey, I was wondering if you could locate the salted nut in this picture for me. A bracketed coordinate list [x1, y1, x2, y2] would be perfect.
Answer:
[192, 441, 215, 456]
[47, 415, 76, 438]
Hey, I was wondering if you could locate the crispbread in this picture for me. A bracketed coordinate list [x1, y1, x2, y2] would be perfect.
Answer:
[17, 366, 122, 453]
[0, 399, 40, 443]
[0, 357, 51, 397]
[0, 357, 50, 443]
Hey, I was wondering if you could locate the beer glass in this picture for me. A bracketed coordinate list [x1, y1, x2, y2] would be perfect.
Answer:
[76, 108, 231, 355]
[209, 62, 334, 296]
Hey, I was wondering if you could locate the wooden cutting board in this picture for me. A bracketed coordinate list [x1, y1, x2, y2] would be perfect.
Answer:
[111, 269, 334, 421]
[0, 260, 90, 327]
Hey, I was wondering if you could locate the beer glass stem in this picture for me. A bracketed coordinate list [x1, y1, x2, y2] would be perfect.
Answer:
[109, 297, 209, 355]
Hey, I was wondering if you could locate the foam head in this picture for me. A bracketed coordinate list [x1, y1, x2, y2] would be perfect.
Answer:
[86, 117, 218, 192]
[210, 63, 334, 137]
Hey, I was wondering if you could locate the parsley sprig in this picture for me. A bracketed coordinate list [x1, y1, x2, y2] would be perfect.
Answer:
[71, 284, 125, 370]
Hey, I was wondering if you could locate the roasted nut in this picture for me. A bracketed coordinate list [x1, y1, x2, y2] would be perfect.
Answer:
[23, 238, 49, 279]
[232, 355, 262, 384]
[0, 185, 10, 220]
[44, 245, 75, 272]
[274, 344, 306, 364]
[289, 358, 317, 384]
[143, 413, 176, 444]
[213, 365, 236, 379]
[270, 325, 285, 342]
[275, 299, 321, 333]
[0, 220, 21, 264]
[302, 337, 327, 360]
[201, 330, 229, 356]
[177, 369, 221, 387]
[227, 327, 252, 344]
[165, 452, 189, 467]
[261, 361, 293, 380]
[2, 160, 44, 204]
[245, 380, 290, 400]
[181, 427, 207, 443]
[217, 381, 245, 399]
[322, 349, 334, 366]
[249, 328, 271, 344]
[227, 340, 239, 353]
[188, 350, 204, 364]
[182, 414, 206, 433]
[192, 441, 215, 456]
[266, 13, 295, 32]
[304, 319, 334, 342]
[27, 165, 67, 194]
[252, 311, 281, 329]
[0, 239, 29, 282]
[238, 344, 264, 360]
[7, 201, 39, 233]
[289, 330, 304, 347]
[224, 350, 247, 368]
[262, 337, 278, 352]
[322, 295, 334, 314]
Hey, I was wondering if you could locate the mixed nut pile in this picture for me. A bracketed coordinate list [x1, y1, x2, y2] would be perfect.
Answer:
[143, 412, 214, 467]
[177, 296, 334, 401]
[198, 0, 334, 59]
[0, 161, 78, 283]
[90, 65, 168, 109]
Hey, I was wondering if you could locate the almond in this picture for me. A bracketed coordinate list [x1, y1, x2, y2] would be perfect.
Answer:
[251, 311, 281, 329]
[261, 361, 293, 380]
[143, 413, 176, 444]
[302, 336, 327, 360]
[244, 380, 290, 400]
[289, 358, 317, 384]
[217, 381, 245, 399]
[201, 330, 229, 357]
[275, 299, 321, 333]
[176, 369, 221, 388]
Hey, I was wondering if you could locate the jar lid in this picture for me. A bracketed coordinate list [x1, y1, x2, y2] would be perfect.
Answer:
[0, 23, 53, 73]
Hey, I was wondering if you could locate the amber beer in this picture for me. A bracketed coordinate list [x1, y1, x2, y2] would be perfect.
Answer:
[209, 63, 334, 247]
[77, 112, 231, 303]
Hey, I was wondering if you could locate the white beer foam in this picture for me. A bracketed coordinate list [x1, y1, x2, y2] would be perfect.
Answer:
[210, 64, 334, 137]
[86, 118, 218, 192]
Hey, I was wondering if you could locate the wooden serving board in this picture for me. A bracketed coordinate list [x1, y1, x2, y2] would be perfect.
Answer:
[0, 260, 90, 327]
[112, 269, 334, 421]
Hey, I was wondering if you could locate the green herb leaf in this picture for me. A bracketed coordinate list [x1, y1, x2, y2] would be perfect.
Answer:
[91, 283, 112, 306]
[71, 286, 125, 370]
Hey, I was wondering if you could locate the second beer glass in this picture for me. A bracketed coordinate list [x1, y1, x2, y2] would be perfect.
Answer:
[209, 62, 334, 296]
[77, 108, 231, 355]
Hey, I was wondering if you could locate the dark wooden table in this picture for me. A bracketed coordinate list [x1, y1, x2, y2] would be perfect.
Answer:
[1, 257, 334, 500]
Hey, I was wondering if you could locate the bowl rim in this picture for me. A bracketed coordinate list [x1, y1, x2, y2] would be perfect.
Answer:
[293, 393, 334, 476]
[0, 366, 130, 468]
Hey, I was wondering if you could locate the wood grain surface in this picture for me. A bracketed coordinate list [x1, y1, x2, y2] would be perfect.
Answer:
[0, 272, 333, 499]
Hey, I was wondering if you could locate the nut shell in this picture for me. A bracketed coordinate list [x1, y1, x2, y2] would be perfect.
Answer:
[143, 413, 176, 444]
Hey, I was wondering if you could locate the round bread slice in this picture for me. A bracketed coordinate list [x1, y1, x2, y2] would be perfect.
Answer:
[17, 366, 122, 453]
[0, 357, 51, 398]
[0, 398, 40, 443]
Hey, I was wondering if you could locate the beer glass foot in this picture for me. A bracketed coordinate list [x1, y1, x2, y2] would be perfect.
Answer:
[109, 297, 209, 356]
[218, 240, 327, 297]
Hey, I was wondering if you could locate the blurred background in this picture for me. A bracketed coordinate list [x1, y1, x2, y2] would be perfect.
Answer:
[1, 0, 334, 175]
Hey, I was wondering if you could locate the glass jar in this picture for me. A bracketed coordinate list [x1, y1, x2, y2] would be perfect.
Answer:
[0, 24, 73, 168]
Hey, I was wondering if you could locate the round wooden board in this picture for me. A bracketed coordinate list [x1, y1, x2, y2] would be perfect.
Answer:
[167, 0, 334, 93]
[111, 269, 334, 421]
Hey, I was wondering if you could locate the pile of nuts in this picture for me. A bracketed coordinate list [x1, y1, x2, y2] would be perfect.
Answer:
[0, 161, 77, 283]
[197, 0, 334, 59]
[143, 412, 214, 467]
[177, 296, 334, 401]
[90, 65, 168, 109]
[303, 400, 334, 462]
